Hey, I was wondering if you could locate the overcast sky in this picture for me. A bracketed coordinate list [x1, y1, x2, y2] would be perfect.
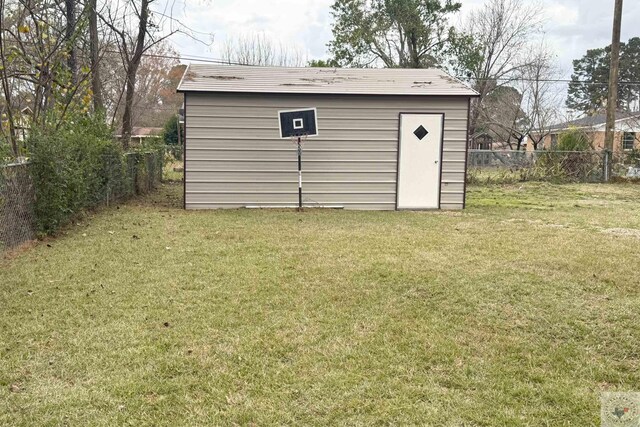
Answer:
[164, 0, 640, 78]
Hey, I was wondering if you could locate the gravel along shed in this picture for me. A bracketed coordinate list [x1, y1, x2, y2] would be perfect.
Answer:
[177, 65, 478, 210]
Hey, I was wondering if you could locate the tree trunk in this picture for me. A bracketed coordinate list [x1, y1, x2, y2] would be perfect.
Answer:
[408, 33, 420, 68]
[88, 0, 103, 112]
[468, 98, 482, 148]
[65, 0, 77, 85]
[120, 0, 150, 150]
[0, 0, 18, 156]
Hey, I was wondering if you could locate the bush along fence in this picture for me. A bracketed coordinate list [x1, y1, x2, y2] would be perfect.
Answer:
[467, 150, 640, 184]
[0, 149, 164, 253]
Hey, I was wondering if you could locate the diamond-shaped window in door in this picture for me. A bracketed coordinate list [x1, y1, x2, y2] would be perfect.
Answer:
[414, 125, 429, 140]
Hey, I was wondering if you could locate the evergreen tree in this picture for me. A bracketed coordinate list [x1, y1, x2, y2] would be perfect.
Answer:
[328, 0, 464, 68]
[567, 37, 640, 114]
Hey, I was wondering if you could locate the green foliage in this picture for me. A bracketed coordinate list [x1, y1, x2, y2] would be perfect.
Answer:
[622, 149, 640, 167]
[162, 116, 183, 160]
[567, 37, 640, 114]
[138, 136, 164, 151]
[556, 129, 592, 151]
[25, 115, 165, 235]
[307, 59, 339, 67]
[328, 0, 463, 68]
[26, 115, 125, 235]
[0, 138, 11, 163]
[162, 115, 180, 146]
[534, 151, 602, 182]
[468, 149, 604, 185]
[445, 31, 482, 79]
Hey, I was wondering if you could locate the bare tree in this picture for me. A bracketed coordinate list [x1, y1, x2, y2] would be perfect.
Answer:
[478, 85, 527, 150]
[130, 43, 182, 128]
[521, 44, 563, 150]
[100, 0, 212, 148]
[101, 0, 157, 148]
[222, 33, 307, 67]
[87, 0, 104, 112]
[0, 0, 210, 158]
[476, 42, 563, 151]
[0, 0, 18, 155]
[64, 0, 77, 84]
[0, 0, 94, 152]
[461, 0, 544, 146]
[122, 0, 151, 148]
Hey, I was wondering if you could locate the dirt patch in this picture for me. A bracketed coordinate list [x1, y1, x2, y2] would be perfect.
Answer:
[1, 240, 38, 261]
[502, 218, 569, 229]
[601, 228, 640, 238]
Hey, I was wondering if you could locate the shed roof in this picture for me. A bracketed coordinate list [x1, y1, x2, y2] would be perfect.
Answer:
[177, 64, 478, 97]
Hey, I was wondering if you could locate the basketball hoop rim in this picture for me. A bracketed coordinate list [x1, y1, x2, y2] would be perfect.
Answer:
[290, 133, 309, 145]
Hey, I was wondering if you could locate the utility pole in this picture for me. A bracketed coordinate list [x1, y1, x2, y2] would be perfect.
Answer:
[604, 0, 624, 180]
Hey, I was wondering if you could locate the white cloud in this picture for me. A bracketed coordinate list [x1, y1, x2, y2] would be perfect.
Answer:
[160, 0, 333, 61]
[545, 3, 579, 27]
[159, 0, 640, 76]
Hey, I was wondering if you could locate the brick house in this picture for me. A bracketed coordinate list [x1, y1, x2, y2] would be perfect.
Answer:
[534, 112, 640, 152]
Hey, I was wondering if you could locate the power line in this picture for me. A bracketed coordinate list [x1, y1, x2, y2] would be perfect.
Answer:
[135, 51, 640, 87]
[470, 77, 640, 86]
[7, 40, 640, 87]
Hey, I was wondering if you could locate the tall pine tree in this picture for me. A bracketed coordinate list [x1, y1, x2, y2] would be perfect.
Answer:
[567, 37, 640, 115]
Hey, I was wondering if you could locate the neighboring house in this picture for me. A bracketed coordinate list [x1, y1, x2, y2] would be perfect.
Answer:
[471, 133, 528, 151]
[470, 133, 494, 150]
[533, 112, 640, 152]
[116, 127, 163, 145]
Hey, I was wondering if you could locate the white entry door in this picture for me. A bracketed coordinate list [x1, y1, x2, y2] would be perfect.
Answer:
[397, 113, 444, 209]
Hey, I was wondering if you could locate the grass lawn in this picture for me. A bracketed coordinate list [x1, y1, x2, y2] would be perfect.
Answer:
[1, 182, 640, 425]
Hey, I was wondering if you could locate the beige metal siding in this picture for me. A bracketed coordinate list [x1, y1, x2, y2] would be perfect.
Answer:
[185, 93, 469, 210]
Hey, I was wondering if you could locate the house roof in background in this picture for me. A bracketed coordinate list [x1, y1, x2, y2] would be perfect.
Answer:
[116, 127, 163, 138]
[551, 111, 640, 131]
[131, 127, 163, 137]
[177, 64, 478, 97]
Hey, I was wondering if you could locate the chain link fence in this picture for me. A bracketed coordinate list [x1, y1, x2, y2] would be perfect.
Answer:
[0, 149, 164, 253]
[0, 163, 36, 252]
[467, 150, 640, 184]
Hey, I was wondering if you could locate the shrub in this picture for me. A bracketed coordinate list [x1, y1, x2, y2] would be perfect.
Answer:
[557, 129, 592, 151]
[162, 115, 179, 146]
[622, 149, 640, 167]
[0, 138, 11, 163]
[162, 115, 182, 160]
[26, 115, 125, 235]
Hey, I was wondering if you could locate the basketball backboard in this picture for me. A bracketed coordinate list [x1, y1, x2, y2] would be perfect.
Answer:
[278, 108, 318, 139]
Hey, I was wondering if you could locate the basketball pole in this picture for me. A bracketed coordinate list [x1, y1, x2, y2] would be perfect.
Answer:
[297, 136, 303, 211]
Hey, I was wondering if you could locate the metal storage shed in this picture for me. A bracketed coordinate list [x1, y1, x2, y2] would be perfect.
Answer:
[177, 65, 478, 210]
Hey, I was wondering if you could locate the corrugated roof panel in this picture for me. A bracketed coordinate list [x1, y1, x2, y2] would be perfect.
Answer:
[177, 64, 478, 97]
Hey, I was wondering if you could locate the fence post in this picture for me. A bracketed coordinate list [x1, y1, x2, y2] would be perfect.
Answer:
[603, 149, 611, 182]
